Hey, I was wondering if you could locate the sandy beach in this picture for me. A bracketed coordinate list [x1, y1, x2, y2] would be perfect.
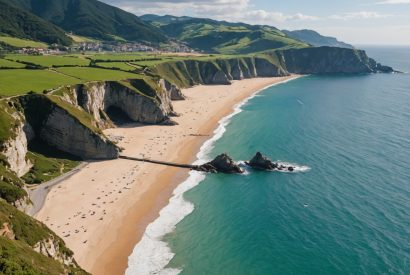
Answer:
[35, 75, 299, 275]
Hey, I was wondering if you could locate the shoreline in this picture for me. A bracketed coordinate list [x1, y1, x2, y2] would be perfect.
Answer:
[34, 75, 300, 275]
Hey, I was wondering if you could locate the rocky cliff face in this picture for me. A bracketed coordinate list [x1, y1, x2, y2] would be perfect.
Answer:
[276, 47, 394, 74]
[33, 236, 76, 267]
[153, 47, 393, 89]
[1, 119, 32, 177]
[159, 79, 186, 100]
[40, 105, 118, 159]
[19, 95, 119, 160]
[59, 80, 175, 128]
[153, 56, 288, 88]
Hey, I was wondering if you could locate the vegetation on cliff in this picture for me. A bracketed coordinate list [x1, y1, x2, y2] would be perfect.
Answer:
[0, 199, 88, 274]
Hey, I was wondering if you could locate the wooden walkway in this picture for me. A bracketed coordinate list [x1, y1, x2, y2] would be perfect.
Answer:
[119, 155, 201, 170]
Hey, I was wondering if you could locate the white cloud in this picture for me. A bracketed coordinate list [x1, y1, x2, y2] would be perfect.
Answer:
[377, 0, 410, 4]
[101, 0, 318, 25]
[329, 11, 391, 20]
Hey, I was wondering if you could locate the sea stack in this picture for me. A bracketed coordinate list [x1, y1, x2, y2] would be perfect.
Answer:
[198, 153, 244, 174]
[246, 152, 278, 170]
[246, 152, 295, 172]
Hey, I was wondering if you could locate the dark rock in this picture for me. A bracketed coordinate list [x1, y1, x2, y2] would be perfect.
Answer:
[246, 152, 277, 170]
[198, 153, 243, 174]
[375, 63, 394, 73]
[246, 152, 297, 172]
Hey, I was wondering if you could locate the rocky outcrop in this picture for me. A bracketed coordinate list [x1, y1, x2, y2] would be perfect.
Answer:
[0, 222, 15, 240]
[276, 47, 394, 74]
[154, 47, 393, 89]
[198, 153, 244, 174]
[159, 79, 186, 100]
[1, 121, 32, 177]
[246, 152, 278, 170]
[254, 57, 289, 77]
[40, 105, 119, 159]
[59, 80, 175, 128]
[20, 95, 119, 160]
[33, 236, 76, 267]
[246, 152, 295, 172]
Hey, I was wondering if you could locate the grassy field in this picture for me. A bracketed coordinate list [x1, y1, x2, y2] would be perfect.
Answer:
[0, 52, 234, 96]
[0, 69, 80, 96]
[56, 67, 139, 81]
[22, 141, 80, 184]
[67, 34, 97, 43]
[0, 58, 25, 68]
[88, 53, 149, 61]
[0, 36, 48, 48]
[96, 61, 137, 71]
[6, 54, 90, 67]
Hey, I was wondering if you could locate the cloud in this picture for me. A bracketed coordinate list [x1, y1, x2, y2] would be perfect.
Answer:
[329, 11, 391, 20]
[100, 0, 318, 25]
[376, 0, 410, 4]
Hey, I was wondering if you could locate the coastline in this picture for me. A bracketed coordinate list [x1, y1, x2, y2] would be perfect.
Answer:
[34, 75, 300, 275]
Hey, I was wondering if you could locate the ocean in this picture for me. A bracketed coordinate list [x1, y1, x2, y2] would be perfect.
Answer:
[126, 46, 410, 275]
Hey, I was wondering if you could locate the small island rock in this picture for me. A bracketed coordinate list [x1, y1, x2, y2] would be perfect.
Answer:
[198, 153, 244, 174]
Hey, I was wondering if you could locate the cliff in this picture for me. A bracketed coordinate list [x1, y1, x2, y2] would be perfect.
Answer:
[0, 94, 120, 204]
[56, 78, 176, 128]
[0, 199, 88, 274]
[274, 46, 394, 74]
[19, 95, 119, 160]
[151, 47, 392, 89]
[151, 56, 288, 88]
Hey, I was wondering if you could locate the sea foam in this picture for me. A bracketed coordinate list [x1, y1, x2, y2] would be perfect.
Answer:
[125, 78, 300, 275]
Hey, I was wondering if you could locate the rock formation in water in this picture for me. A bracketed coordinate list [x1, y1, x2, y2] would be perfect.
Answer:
[246, 152, 295, 172]
[198, 154, 244, 174]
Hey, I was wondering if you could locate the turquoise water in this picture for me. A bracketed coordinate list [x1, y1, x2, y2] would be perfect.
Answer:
[162, 48, 410, 274]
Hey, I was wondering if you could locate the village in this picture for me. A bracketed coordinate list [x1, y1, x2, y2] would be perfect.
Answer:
[17, 40, 195, 55]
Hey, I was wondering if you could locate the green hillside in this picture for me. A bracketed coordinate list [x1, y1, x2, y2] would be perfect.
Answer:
[0, 0, 72, 46]
[142, 15, 309, 54]
[12, 0, 168, 44]
[283, 29, 354, 48]
[0, 199, 88, 274]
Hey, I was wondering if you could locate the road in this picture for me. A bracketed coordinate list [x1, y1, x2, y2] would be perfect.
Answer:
[26, 162, 88, 217]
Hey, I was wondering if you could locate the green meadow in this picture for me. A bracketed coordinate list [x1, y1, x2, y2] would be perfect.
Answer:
[0, 36, 48, 48]
[0, 69, 79, 96]
[96, 61, 138, 71]
[6, 54, 90, 67]
[55, 67, 139, 81]
[0, 52, 226, 97]
[0, 58, 25, 68]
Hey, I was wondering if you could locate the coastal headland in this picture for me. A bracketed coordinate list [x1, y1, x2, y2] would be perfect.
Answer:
[34, 76, 300, 274]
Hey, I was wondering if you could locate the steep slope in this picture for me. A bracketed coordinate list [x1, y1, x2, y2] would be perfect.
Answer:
[149, 47, 392, 88]
[283, 29, 353, 48]
[0, 199, 88, 274]
[12, 0, 168, 44]
[0, 0, 72, 46]
[142, 15, 309, 54]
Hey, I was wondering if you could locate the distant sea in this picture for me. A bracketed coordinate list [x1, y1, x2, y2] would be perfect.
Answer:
[126, 46, 410, 274]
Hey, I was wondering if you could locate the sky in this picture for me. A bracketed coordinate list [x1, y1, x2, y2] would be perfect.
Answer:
[100, 0, 410, 45]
